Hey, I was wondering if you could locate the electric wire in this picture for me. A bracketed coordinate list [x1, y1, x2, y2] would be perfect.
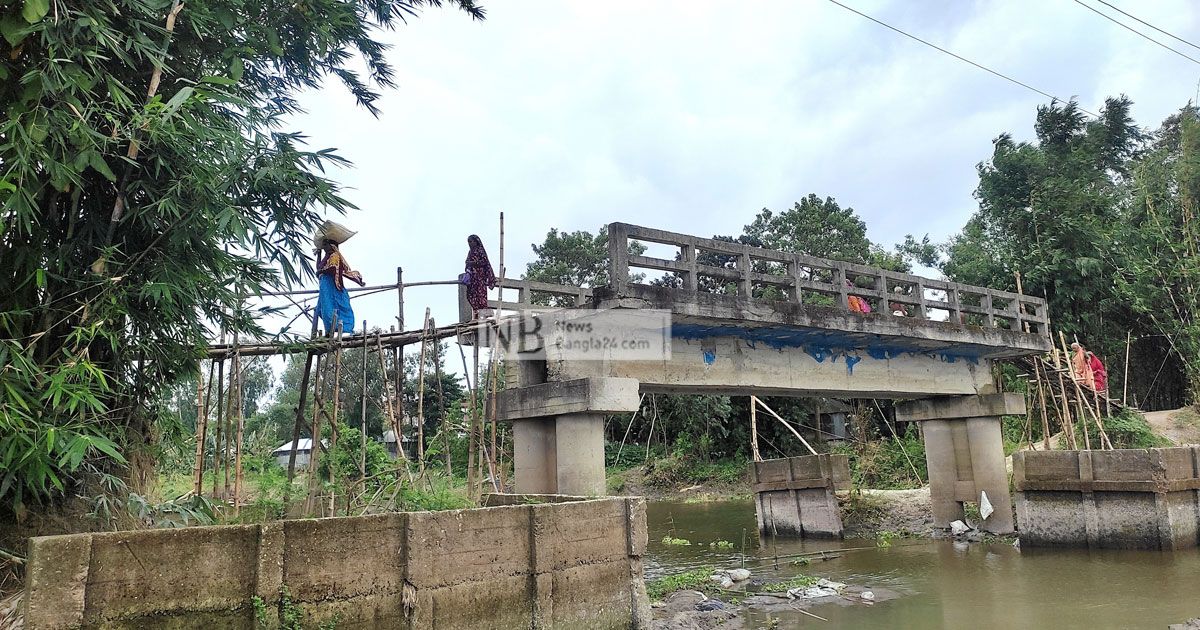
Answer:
[823, 0, 1099, 117]
[1072, 0, 1200, 66]
[1094, 0, 1200, 52]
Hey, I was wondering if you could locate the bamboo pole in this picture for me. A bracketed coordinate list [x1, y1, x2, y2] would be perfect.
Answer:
[415, 309, 431, 473]
[460, 343, 477, 497]
[493, 212, 505, 487]
[213, 355, 225, 500]
[327, 326, 345, 515]
[1122, 331, 1132, 407]
[644, 395, 658, 465]
[360, 322, 369, 489]
[428, 320, 450, 477]
[192, 363, 208, 496]
[376, 334, 414, 486]
[223, 358, 233, 499]
[754, 396, 818, 455]
[285, 304, 322, 491]
[470, 343, 482, 500]
[1034, 361, 1052, 450]
[614, 395, 646, 465]
[749, 396, 762, 463]
[233, 355, 246, 514]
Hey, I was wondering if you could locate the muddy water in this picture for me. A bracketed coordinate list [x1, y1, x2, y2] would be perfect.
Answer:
[647, 499, 1200, 629]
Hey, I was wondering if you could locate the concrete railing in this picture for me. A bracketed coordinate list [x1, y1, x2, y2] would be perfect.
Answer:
[607, 222, 1051, 336]
[23, 497, 650, 629]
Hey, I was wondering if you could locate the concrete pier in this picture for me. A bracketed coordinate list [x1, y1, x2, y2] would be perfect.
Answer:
[896, 393, 1026, 534]
[1014, 447, 1200, 550]
[752, 454, 851, 538]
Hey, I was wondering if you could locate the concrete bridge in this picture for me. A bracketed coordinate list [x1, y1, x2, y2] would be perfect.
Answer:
[477, 222, 1053, 533]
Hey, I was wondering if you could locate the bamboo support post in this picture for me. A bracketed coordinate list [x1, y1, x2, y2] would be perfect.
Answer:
[754, 396, 818, 455]
[233, 355, 246, 514]
[470, 343, 482, 500]
[285, 304, 322, 492]
[459, 343, 477, 497]
[376, 334, 414, 485]
[192, 363, 208, 496]
[213, 354, 225, 500]
[360, 321, 369, 490]
[1034, 362, 1052, 450]
[749, 395, 762, 462]
[415, 309, 431, 473]
[1122, 331, 1131, 407]
[428, 319, 450, 477]
[493, 212, 504, 488]
[327, 326, 345, 515]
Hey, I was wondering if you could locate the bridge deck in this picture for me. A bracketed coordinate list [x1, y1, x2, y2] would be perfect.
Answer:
[476, 222, 1052, 360]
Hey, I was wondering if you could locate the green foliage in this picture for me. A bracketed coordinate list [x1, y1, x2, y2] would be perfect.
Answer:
[644, 455, 746, 489]
[660, 535, 692, 546]
[945, 98, 1200, 407]
[771, 574, 818, 590]
[645, 567, 715, 601]
[254, 585, 340, 629]
[1068, 408, 1172, 450]
[0, 0, 483, 514]
[831, 428, 927, 490]
[708, 539, 734, 549]
[319, 423, 393, 490]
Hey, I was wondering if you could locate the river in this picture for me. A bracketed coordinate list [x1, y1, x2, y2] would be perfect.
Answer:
[646, 498, 1200, 629]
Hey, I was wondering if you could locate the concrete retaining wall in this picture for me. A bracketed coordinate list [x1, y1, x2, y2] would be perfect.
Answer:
[24, 497, 650, 629]
[752, 454, 850, 538]
[1014, 448, 1200, 550]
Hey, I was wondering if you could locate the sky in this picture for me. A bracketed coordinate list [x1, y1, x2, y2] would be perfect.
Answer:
[273, 0, 1200, 344]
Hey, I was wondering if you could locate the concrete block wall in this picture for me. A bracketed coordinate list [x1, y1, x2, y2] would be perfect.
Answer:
[751, 454, 851, 538]
[1014, 447, 1200, 550]
[24, 497, 650, 629]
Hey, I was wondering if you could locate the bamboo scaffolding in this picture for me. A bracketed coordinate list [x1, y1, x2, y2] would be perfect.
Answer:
[375, 332, 414, 485]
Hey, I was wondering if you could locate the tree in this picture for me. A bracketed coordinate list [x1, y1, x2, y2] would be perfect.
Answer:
[0, 0, 484, 513]
[1112, 106, 1200, 402]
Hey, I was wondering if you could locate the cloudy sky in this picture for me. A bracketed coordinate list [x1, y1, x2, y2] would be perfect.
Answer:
[281, 0, 1200, 338]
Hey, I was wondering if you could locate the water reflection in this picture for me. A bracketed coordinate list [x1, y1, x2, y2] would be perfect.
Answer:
[647, 499, 1200, 629]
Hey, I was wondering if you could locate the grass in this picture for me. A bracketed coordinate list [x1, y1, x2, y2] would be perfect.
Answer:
[1060, 409, 1173, 450]
[768, 574, 818, 591]
[661, 535, 692, 546]
[646, 567, 715, 601]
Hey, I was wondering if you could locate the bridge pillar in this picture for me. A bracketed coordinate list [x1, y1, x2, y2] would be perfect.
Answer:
[500, 377, 640, 496]
[896, 393, 1026, 534]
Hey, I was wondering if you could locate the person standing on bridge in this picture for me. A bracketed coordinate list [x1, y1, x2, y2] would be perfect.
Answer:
[314, 221, 364, 334]
[463, 234, 496, 319]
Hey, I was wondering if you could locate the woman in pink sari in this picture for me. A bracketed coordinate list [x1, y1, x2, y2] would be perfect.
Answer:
[1070, 342, 1095, 390]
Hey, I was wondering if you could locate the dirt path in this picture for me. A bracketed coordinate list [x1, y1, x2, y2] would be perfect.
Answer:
[1143, 407, 1200, 446]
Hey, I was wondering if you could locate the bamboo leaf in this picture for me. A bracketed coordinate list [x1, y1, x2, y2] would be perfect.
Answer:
[21, 0, 49, 24]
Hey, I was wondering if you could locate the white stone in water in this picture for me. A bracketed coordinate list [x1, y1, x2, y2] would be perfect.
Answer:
[950, 520, 971, 536]
[724, 568, 751, 582]
[861, 591, 875, 601]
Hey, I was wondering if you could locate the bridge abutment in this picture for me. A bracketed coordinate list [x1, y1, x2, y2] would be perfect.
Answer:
[897, 393, 1025, 534]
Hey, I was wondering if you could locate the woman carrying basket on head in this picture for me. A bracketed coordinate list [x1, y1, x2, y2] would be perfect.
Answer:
[314, 221, 365, 334]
